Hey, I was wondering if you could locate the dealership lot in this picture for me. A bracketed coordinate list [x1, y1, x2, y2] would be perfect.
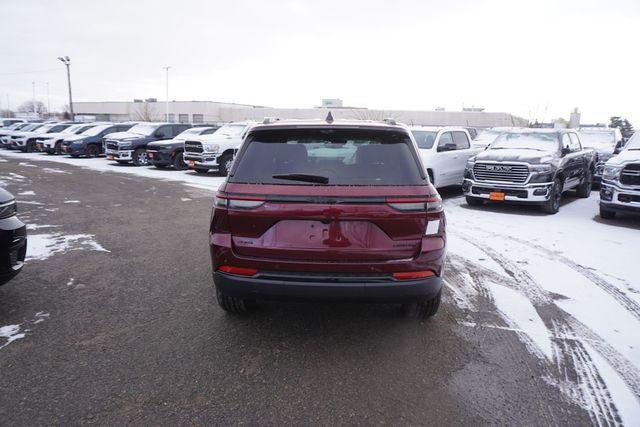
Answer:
[0, 151, 639, 424]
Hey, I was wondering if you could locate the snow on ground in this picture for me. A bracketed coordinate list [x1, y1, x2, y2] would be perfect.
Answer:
[18, 190, 35, 196]
[0, 312, 49, 350]
[0, 150, 225, 192]
[2, 149, 639, 421]
[445, 195, 640, 425]
[26, 233, 109, 261]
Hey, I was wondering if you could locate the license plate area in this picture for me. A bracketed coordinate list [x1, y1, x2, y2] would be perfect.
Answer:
[489, 192, 505, 201]
[108, 155, 114, 160]
[189, 160, 195, 168]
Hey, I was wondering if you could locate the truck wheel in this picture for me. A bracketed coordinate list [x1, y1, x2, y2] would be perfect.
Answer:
[86, 144, 100, 158]
[218, 153, 233, 176]
[403, 291, 441, 319]
[132, 148, 149, 166]
[216, 288, 256, 314]
[25, 141, 35, 153]
[541, 178, 562, 214]
[173, 152, 187, 170]
[599, 206, 616, 219]
[465, 196, 484, 206]
[195, 168, 209, 174]
[54, 141, 63, 155]
[576, 169, 593, 198]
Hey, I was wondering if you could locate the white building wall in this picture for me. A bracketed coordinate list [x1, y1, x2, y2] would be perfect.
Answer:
[74, 101, 528, 127]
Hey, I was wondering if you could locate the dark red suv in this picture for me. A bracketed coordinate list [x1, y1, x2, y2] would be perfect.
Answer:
[209, 120, 446, 318]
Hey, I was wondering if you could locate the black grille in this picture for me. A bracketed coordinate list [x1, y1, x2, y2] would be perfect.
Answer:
[618, 193, 640, 203]
[473, 163, 530, 183]
[106, 141, 119, 151]
[184, 140, 203, 154]
[620, 164, 640, 186]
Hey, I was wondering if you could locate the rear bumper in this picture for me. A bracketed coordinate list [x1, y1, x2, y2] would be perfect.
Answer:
[214, 271, 442, 303]
[463, 178, 553, 203]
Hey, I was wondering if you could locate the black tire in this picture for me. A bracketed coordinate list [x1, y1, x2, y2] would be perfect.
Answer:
[195, 168, 209, 174]
[172, 152, 187, 170]
[54, 141, 62, 155]
[116, 160, 129, 165]
[403, 291, 441, 320]
[132, 148, 149, 166]
[576, 169, 593, 198]
[216, 288, 256, 314]
[541, 178, 562, 214]
[600, 206, 616, 219]
[86, 144, 100, 158]
[218, 153, 233, 176]
[70, 154, 80, 158]
[25, 140, 35, 153]
[153, 163, 167, 169]
[465, 196, 484, 206]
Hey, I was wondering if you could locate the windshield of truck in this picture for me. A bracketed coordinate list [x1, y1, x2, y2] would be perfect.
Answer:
[491, 132, 560, 152]
[177, 127, 210, 137]
[625, 132, 640, 150]
[411, 130, 438, 149]
[63, 124, 86, 134]
[230, 128, 425, 186]
[214, 124, 246, 137]
[577, 130, 616, 151]
[129, 123, 160, 136]
[475, 129, 503, 144]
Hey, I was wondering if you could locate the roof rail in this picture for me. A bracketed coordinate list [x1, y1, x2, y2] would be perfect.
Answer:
[262, 117, 280, 124]
[382, 118, 397, 125]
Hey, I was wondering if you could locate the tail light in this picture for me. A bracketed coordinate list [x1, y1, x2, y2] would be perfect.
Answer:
[214, 193, 265, 210]
[386, 195, 443, 213]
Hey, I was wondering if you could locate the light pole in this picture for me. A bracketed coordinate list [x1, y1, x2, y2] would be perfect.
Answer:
[46, 82, 50, 119]
[163, 66, 171, 122]
[58, 56, 74, 120]
[32, 81, 37, 118]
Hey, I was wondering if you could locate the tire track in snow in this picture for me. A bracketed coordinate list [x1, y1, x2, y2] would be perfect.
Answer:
[446, 230, 640, 425]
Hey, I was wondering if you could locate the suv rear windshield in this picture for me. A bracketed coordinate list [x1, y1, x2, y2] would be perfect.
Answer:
[230, 128, 425, 186]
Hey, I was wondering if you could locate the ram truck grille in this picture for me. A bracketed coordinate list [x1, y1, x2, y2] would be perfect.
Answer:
[184, 140, 203, 154]
[473, 163, 530, 183]
[620, 164, 640, 186]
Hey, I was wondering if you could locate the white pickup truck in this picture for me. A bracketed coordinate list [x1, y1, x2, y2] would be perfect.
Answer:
[183, 122, 255, 175]
[409, 126, 480, 188]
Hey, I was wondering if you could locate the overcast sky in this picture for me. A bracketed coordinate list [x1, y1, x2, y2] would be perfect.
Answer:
[1, 0, 638, 124]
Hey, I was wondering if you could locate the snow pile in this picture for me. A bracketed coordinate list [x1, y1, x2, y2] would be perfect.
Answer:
[0, 150, 225, 192]
[27, 233, 110, 261]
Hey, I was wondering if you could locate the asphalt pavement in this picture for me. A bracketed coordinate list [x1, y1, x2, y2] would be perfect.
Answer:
[0, 158, 592, 425]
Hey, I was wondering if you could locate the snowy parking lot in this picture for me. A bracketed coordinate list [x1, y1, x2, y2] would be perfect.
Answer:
[0, 149, 639, 424]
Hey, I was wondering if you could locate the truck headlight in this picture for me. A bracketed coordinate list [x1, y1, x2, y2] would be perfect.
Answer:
[119, 142, 132, 149]
[530, 164, 552, 173]
[0, 200, 17, 219]
[602, 166, 622, 181]
[203, 144, 220, 153]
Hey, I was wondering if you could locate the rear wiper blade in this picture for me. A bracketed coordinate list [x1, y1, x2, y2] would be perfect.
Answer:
[272, 173, 329, 184]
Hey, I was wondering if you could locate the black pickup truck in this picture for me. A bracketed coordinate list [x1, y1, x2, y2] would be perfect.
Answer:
[463, 129, 596, 214]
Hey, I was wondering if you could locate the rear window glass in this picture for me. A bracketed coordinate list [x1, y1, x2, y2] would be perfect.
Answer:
[230, 128, 425, 186]
[411, 130, 437, 149]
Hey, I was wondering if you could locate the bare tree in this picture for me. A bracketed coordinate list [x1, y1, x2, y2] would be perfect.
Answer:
[17, 100, 47, 115]
[133, 102, 162, 122]
[0, 109, 15, 118]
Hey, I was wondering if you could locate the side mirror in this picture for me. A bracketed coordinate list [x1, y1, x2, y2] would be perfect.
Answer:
[561, 146, 571, 156]
[438, 143, 457, 152]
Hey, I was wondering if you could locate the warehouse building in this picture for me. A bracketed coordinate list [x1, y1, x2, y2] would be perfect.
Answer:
[73, 99, 528, 128]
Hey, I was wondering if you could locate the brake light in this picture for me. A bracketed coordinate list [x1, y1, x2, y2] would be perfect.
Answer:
[392, 270, 436, 280]
[386, 195, 443, 212]
[218, 265, 259, 276]
[214, 193, 265, 210]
